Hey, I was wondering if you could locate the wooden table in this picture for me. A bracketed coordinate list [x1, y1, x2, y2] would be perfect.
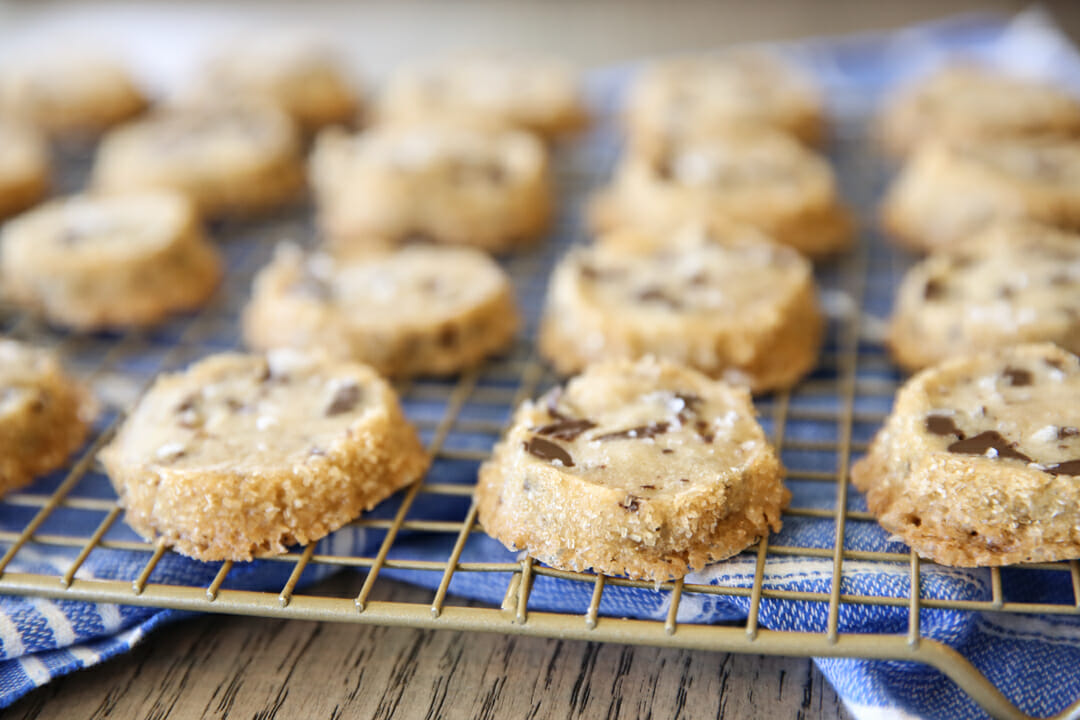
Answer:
[6, 1, 1080, 718]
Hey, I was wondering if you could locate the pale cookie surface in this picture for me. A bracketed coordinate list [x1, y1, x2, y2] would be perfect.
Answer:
[624, 51, 825, 151]
[0, 52, 145, 135]
[99, 351, 429, 561]
[539, 224, 823, 392]
[377, 51, 584, 136]
[889, 221, 1080, 371]
[93, 103, 304, 217]
[188, 36, 360, 132]
[589, 128, 852, 257]
[0, 340, 91, 495]
[881, 136, 1080, 252]
[477, 357, 788, 581]
[0, 118, 49, 220]
[243, 244, 520, 377]
[878, 64, 1080, 157]
[853, 343, 1080, 566]
[311, 125, 551, 252]
[1, 192, 222, 330]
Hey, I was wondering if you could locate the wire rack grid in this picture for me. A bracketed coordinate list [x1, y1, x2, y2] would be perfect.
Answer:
[0, 99, 1079, 720]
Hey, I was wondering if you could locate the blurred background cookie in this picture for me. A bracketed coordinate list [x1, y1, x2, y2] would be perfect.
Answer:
[0, 118, 49, 220]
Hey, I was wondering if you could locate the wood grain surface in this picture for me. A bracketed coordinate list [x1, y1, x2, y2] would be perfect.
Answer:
[5, 1, 1080, 718]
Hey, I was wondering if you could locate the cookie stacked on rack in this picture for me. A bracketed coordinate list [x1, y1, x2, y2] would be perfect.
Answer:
[856, 63, 1080, 567]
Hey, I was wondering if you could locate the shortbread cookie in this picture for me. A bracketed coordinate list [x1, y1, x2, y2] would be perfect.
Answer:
[1, 192, 222, 330]
[853, 343, 1080, 567]
[243, 244, 520, 377]
[889, 221, 1080, 371]
[0, 340, 91, 495]
[99, 350, 429, 561]
[93, 103, 304, 217]
[311, 125, 551, 252]
[878, 64, 1080, 157]
[377, 52, 585, 136]
[589, 128, 852, 258]
[477, 357, 788, 581]
[538, 224, 823, 392]
[0, 52, 146, 135]
[0, 119, 49, 220]
[624, 51, 825, 151]
[881, 136, 1080, 252]
[188, 37, 360, 132]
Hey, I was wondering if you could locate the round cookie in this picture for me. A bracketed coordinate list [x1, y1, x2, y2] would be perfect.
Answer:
[888, 221, 1080, 371]
[99, 350, 429, 561]
[477, 356, 788, 581]
[188, 36, 360, 133]
[0, 340, 92, 495]
[243, 244, 520, 377]
[0, 118, 49, 220]
[92, 103, 304, 217]
[589, 127, 852, 258]
[853, 343, 1080, 567]
[310, 125, 551, 253]
[624, 50, 825, 151]
[538, 223, 824, 392]
[0, 52, 146, 135]
[880, 136, 1080, 252]
[1, 192, 222, 330]
[878, 64, 1080, 157]
[377, 51, 585, 137]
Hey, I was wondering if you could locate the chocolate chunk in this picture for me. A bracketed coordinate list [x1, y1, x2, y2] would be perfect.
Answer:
[544, 389, 571, 423]
[947, 431, 1032, 462]
[1058, 426, 1080, 440]
[595, 421, 670, 441]
[640, 484, 657, 490]
[1003, 367, 1033, 387]
[924, 277, 947, 301]
[661, 448, 674, 454]
[695, 419, 714, 444]
[636, 287, 682, 309]
[621, 495, 641, 513]
[325, 381, 362, 416]
[1045, 459, 1080, 476]
[437, 325, 458, 348]
[175, 394, 198, 413]
[535, 418, 596, 441]
[524, 436, 574, 466]
[925, 414, 964, 438]
[675, 391, 702, 423]
[1045, 357, 1067, 371]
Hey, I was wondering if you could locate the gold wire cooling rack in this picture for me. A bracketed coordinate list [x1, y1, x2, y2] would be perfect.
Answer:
[1, 122, 1079, 720]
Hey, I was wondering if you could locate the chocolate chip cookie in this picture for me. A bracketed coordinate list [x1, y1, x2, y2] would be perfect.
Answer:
[589, 127, 852, 258]
[93, 102, 304, 217]
[881, 136, 1080, 252]
[539, 223, 823, 392]
[1, 192, 222, 330]
[889, 220, 1080, 371]
[878, 64, 1080, 157]
[0, 118, 49, 220]
[310, 125, 552, 253]
[477, 356, 788, 581]
[624, 50, 825, 151]
[99, 350, 429, 561]
[0, 340, 92, 495]
[377, 51, 585, 136]
[243, 244, 520, 377]
[853, 343, 1080, 566]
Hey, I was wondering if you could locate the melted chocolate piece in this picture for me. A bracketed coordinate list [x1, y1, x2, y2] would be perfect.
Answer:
[661, 448, 674, 454]
[640, 484, 657, 490]
[535, 418, 596, 441]
[924, 277, 947, 301]
[694, 419, 714, 444]
[595, 421, 670, 441]
[1046, 459, 1080, 476]
[925, 414, 964, 438]
[1003, 367, 1033, 387]
[1058, 426, 1080, 440]
[325, 382, 362, 416]
[636, 287, 682, 309]
[947, 431, 1032, 462]
[524, 436, 574, 466]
